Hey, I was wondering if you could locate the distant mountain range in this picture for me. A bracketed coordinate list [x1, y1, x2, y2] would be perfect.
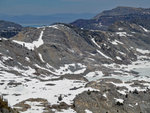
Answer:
[0, 20, 22, 38]
[71, 6, 150, 30]
[0, 13, 95, 27]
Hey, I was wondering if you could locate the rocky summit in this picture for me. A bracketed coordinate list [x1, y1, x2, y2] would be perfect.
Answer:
[0, 7, 150, 113]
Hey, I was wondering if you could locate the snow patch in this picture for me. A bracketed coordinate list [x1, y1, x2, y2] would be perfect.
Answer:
[55, 108, 77, 113]
[85, 109, 93, 113]
[118, 51, 126, 56]
[136, 48, 150, 54]
[140, 25, 150, 32]
[103, 93, 107, 98]
[36, 63, 87, 76]
[38, 53, 45, 62]
[114, 98, 124, 103]
[97, 50, 112, 60]
[117, 90, 126, 95]
[116, 32, 132, 37]
[49, 25, 59, 29]
[116, 56, 122, 60]
[1, 56, 12, 62]
[85, 71, 104, 81]
[13, 28, 45, 50]
[91, 38, 101, 49]
[118, 28, 123, 31]
[25, 57, 30, 62]
[111, 40, 123, 45]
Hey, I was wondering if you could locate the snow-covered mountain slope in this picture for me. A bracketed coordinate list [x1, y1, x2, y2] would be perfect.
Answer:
[0, 21, 150, 113]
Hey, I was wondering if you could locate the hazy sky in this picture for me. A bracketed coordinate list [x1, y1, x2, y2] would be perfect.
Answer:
[0, 0, 150, 15]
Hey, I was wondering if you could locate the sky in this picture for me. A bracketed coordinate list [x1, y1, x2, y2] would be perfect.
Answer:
[0, 0, 150, 15]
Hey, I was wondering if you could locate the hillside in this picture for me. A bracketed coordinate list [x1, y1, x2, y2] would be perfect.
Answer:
[0, 20, 22, 38]
[0, 21, 149, 112]
[0, 7, 150, 113]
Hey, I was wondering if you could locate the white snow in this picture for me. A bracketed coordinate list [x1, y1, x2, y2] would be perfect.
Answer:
[129, 104, 133, 107]
[0, 55, 99, 113]
[135, 103, 138, 106]
[41, 63, 87, 76]
[97, 50, 112, 60]
[0, 70, 95, 107]
[87, 52, 96, 56]
[91, 38, 101, 49]
[116, 56, 122, 60]
[87, 58, 95, 61]
[13, 28, 45, 50]
[110, 82, 148, 92]
[38, 53, 45, 62]
[102, 52, 150, 82]
[136, 48, 150, 54]
[103, 93, 107, 98]
[118, 28, 123, 31]
[111, 40, 124, 45]
[140, 25, 150, 32]
[85, 109, 93, 113]
[85, 71, 104, 81]
[114, 98, 124, 103]
[116, 32, 127, 37]
[117, 90, 127, 95]
[25, 57, 30, 62]
[116, 32, 132, 37]
[1, 56, 12, 62]
[0, 58, 36, 77]
[118, 51, 126, 56]
[55, 108, 77, 113]
[48, 25, 59, 29]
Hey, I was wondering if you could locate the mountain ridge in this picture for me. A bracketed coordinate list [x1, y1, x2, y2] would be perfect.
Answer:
[71, 6, 150, 30]
[0, 20, 22, 38]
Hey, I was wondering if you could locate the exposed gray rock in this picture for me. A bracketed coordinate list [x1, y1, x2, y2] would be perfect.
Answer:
[74, 79, 150, 113]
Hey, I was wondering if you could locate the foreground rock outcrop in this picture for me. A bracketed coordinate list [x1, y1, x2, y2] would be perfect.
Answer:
[74, 79, 150, 113]
[0, 97, 18, 113]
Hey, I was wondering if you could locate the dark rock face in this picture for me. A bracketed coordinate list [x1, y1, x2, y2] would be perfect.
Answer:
[71, 7, 150, 30]
[0, 20, 22, 38]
